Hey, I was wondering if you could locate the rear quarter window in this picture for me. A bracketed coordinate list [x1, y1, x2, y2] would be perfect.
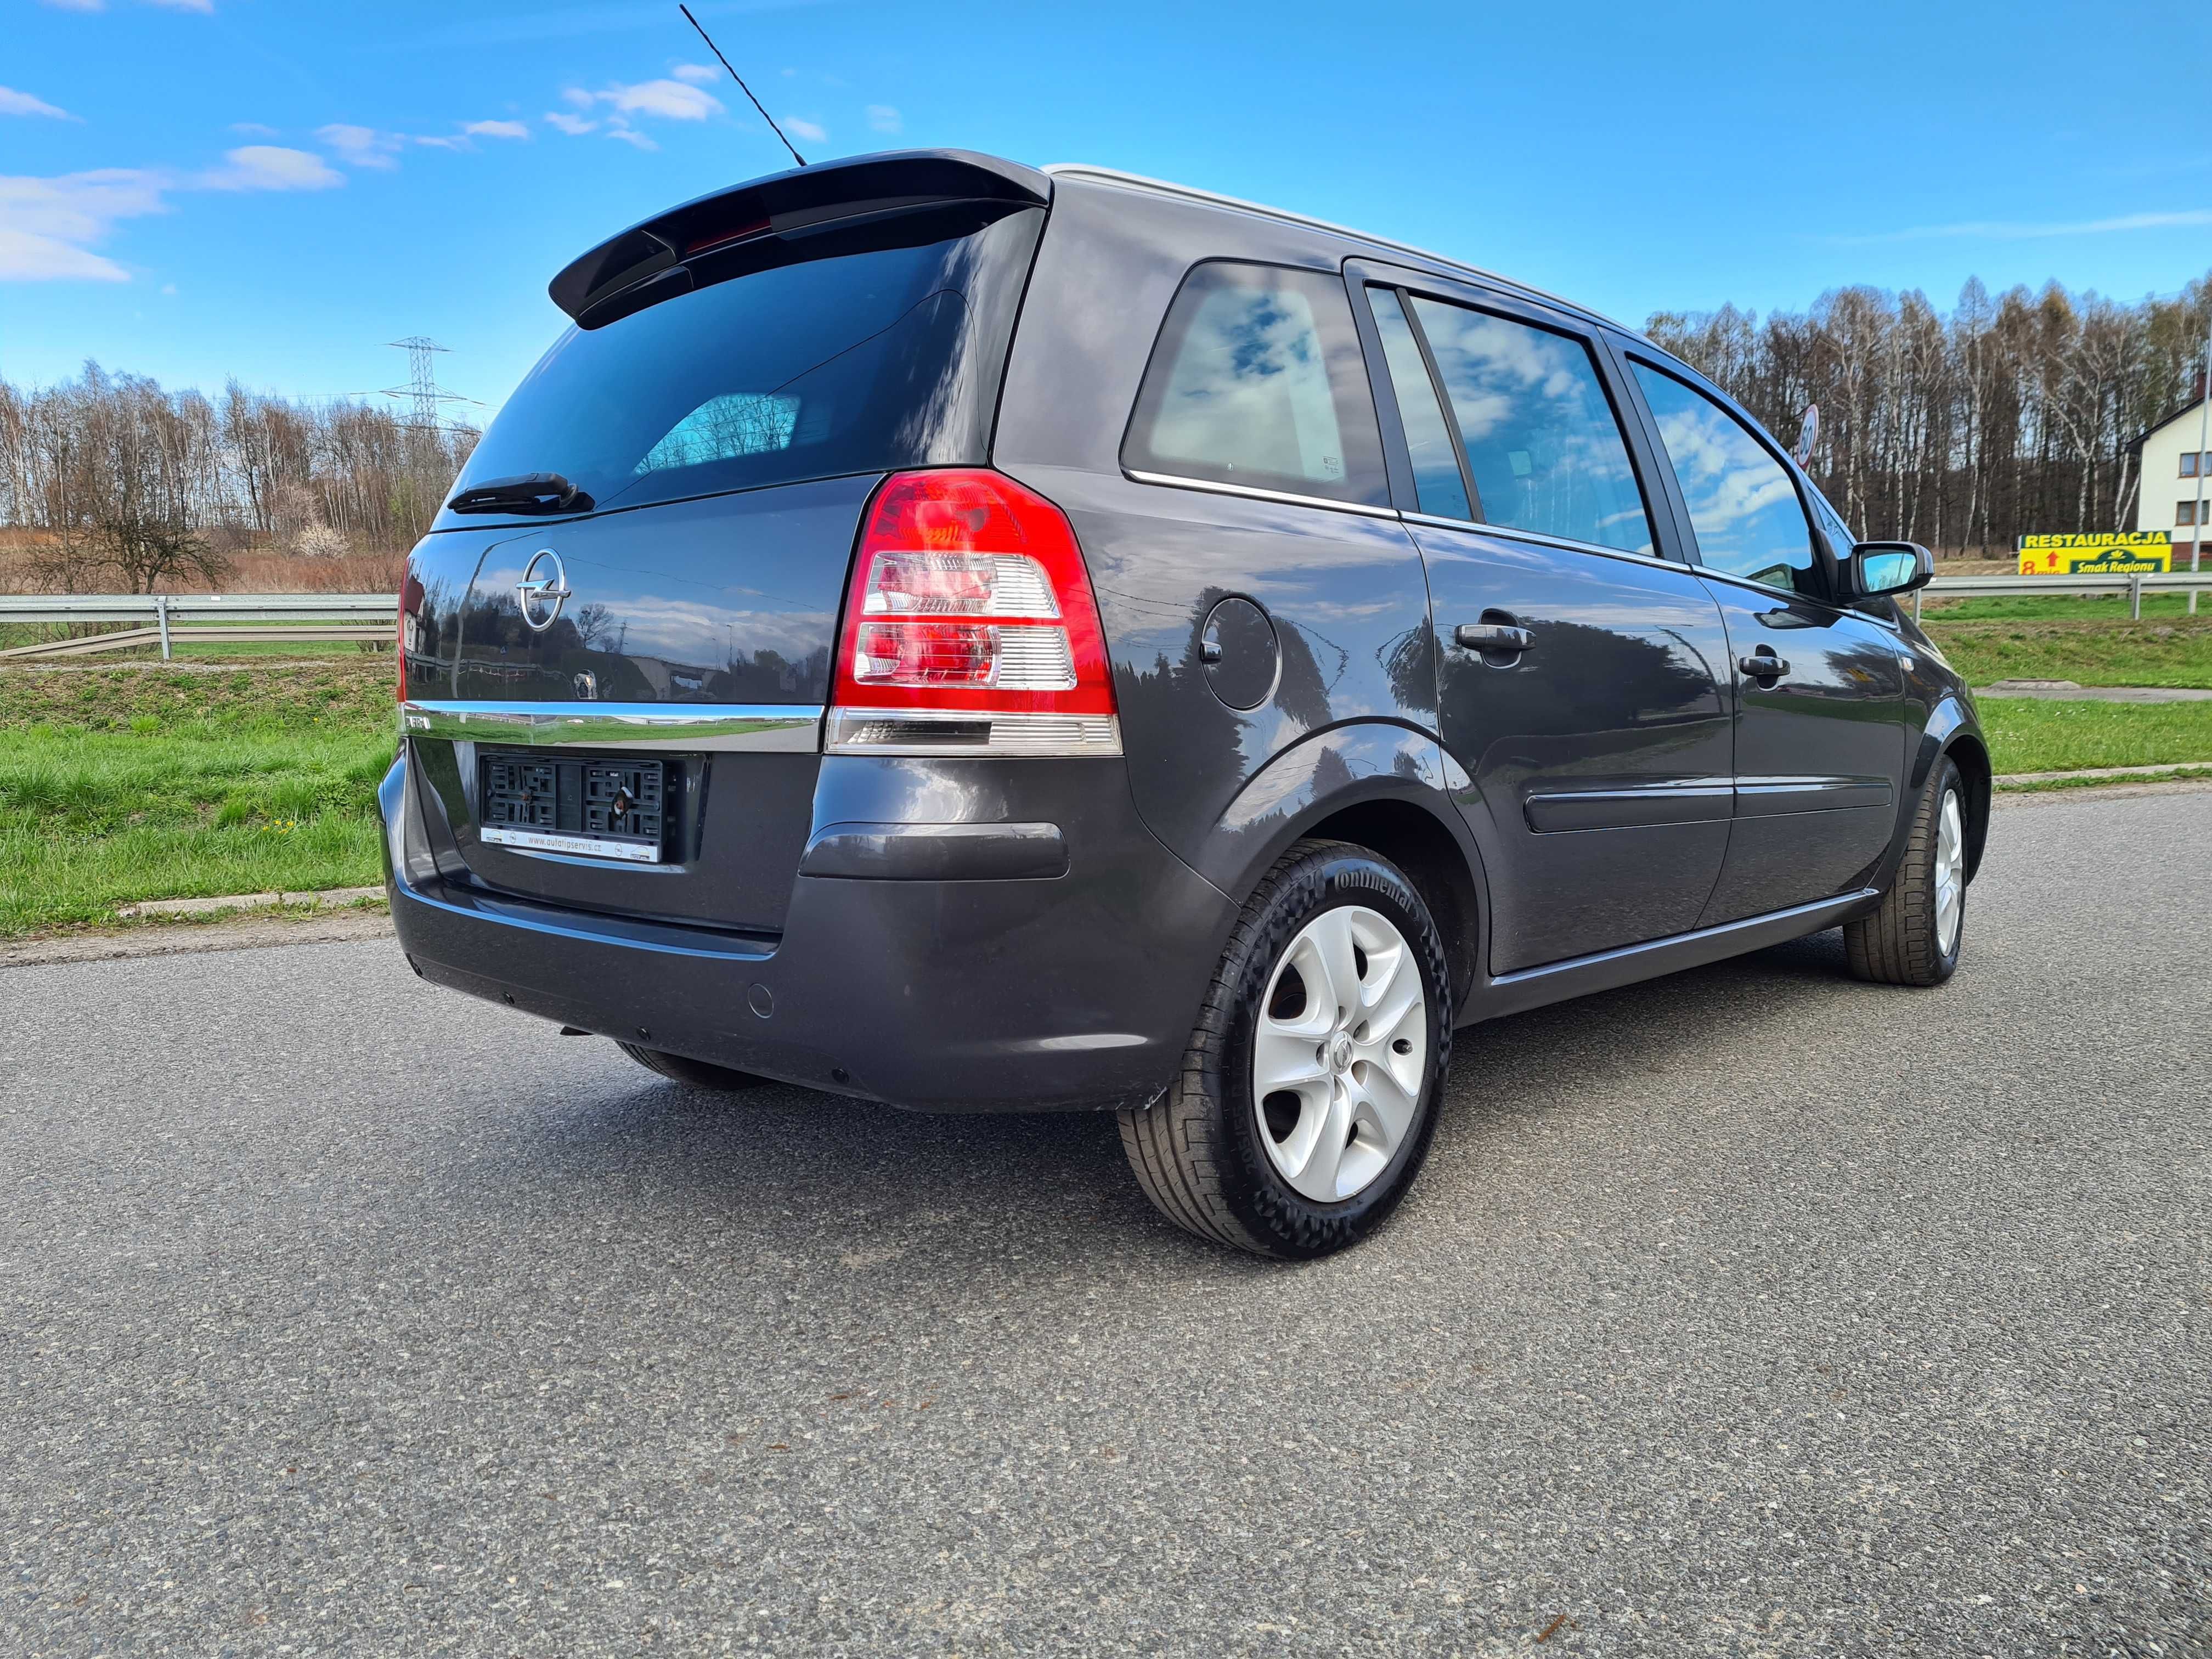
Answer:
[1121, 262, 1387, 507]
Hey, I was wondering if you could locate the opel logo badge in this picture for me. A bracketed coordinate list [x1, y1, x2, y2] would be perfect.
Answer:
[515, 549, 571, 633]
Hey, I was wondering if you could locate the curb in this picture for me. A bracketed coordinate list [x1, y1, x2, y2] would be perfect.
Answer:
[1994, 763, 2212, 788]
[114, 885, 385, 920]
[2, 907, 394, 970]
[1977, 681, 2212, 704]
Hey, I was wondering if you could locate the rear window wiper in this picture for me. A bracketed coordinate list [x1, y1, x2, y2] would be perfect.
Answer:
[446, 472, 594, 515]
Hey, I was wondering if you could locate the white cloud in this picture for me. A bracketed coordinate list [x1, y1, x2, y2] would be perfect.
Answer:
[317, 117, 532, 162]
[553, 79, 723, 149]
[782, 116, 825, 144]
[671, 63, 720, 85]
[602, 78, 721, 121]
[1832, 210, 2212, 244]
[1, 86, 77, 121]
[2, 142, 340, 285]
[0, 167, 166, 281]
[197, 145, 345, 191]
[317, 123, 403, 170]
[0, 229, 127, 280]
[229, 121, 278, 137]
[36, 0, 106, 10]
[145, 0, 215, 10]
[866, 104, 901, 135]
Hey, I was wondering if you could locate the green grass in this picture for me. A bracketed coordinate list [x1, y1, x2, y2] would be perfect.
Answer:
[120, 638, 392, 661]
[1920, 592, 2209, 623]
[0, 662, 394, 936]
[1979, 697, 2212, 775]
[1921, 619, 2212, 690]
[3, 657, 2208, 937]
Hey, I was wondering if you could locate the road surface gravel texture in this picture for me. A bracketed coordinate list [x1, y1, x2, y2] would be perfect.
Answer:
[3, 787, 2208, 1657]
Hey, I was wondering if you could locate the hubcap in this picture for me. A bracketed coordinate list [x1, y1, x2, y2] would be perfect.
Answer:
[1252, 905, 1429, 1203]
[1935, 787, 1965, 956]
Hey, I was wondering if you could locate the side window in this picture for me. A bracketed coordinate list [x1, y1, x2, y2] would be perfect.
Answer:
[1632, 363, 1815, 592]
[1122, 262, 1387, 507]
[1406, 296, 1652, 555]
[1364, 287, 1470, 520]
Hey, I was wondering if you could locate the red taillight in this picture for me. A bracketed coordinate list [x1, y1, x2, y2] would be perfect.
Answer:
[828, 470, 1120, 755]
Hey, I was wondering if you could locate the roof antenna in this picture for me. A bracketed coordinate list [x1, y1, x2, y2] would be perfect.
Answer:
[679, 3, 806, 168]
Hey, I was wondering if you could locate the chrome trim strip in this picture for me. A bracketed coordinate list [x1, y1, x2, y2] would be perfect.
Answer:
[1122, 469, 1400, 521]
[400, 701, 822, 753]
[1042, 163, 1633, 339]
[1397, 511, 1688, 571]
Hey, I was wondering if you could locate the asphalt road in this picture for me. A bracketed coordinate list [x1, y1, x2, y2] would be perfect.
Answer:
[5, 787, 2208, 1657]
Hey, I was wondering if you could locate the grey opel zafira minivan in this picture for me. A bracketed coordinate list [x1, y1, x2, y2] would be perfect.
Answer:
[384, 150, 1987, 1259]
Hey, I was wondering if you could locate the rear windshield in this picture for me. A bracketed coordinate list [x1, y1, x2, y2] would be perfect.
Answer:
[442, 202, 1044, 523]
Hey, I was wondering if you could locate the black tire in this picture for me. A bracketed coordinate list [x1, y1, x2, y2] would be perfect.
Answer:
[1118, 838, 1453, 1260]
[616, 1042, 770, 1092]
[1844, 755, 1967, 987]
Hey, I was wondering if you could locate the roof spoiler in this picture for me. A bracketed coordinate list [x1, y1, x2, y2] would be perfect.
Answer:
[548, 149, 1052, 329]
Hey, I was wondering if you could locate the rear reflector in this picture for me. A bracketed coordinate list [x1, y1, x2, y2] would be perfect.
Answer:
[829, 470, 1120, 757]
[397, 570, 422, 705]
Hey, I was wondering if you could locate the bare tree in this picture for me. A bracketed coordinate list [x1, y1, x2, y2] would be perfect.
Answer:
[1649, 267, 2212, 552]
[0, 362, 478, 590]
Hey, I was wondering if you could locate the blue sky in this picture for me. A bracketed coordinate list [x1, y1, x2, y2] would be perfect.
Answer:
[3, 0, 2207, 418]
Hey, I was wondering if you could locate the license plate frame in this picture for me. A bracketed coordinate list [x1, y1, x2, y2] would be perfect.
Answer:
[478, 748, 671, 865]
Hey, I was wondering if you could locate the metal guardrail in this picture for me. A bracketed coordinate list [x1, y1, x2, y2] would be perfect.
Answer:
[3, 571, 2210, 659]
[1918, 570, 2212, 620]
[0, 592, 394, 622]
[0, 592, 396, 660]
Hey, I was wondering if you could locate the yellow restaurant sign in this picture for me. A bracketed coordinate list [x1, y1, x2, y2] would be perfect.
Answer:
[2016, 532, 2171, 574]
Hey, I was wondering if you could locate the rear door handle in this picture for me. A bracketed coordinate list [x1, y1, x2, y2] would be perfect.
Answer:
[1739, 653, 1789, 679]
[1456, 623, 1535, 653]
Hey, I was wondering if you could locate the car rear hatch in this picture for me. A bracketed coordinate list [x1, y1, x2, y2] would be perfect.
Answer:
[400, 151, 1050, 934]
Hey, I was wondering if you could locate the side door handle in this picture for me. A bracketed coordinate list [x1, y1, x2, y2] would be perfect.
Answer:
[1456, 623, 1536, 653]
[1738, 652, 1790, 680]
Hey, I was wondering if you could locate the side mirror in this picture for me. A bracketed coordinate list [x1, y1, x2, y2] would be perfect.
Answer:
[1849, 541, 1933, 599]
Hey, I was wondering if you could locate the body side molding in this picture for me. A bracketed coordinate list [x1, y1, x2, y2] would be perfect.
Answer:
[1523, 781, 1734, 833]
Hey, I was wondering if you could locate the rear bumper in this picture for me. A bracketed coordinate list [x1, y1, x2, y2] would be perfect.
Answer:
[380, 750, 1234, 1113]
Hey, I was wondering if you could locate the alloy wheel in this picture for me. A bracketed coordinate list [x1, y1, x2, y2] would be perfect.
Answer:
[1935, 787, 1965, 956]
[1251, 905, 1429, 1203]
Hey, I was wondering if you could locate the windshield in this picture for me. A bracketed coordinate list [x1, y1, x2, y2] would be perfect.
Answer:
[443, 203, 1043, 523]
